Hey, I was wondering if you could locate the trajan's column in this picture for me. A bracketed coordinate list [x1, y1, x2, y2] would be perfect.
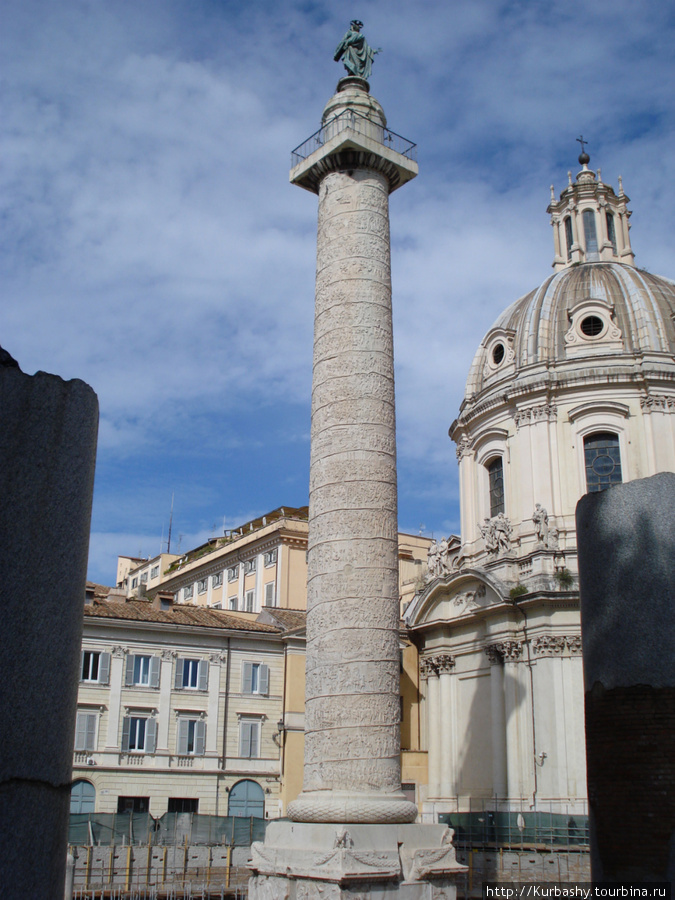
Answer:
[250, 22, 464, 900]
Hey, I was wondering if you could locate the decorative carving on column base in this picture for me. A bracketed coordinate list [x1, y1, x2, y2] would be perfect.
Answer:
[249, 821, 466, 900]
[287, 790, 417, 824]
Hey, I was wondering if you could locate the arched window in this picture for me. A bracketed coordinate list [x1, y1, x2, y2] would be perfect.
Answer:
[584, 433, 622, 492]
[487, 457, 504, 516]
[606, 212, 617, 254]
[227, 779, 265, 818]
[583, 210, 599, 258]
[564, 216, 573, 260]
[70, 780, 96, 814]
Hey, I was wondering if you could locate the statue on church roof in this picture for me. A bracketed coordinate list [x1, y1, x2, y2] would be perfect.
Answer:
[334, 20, 380, 80]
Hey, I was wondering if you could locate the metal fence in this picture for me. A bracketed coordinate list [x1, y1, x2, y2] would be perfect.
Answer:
[291, 108, 417, 167]
[438, 809, 589, 849]
[70, 870, 250, 899]
[69, 813, 266, 847]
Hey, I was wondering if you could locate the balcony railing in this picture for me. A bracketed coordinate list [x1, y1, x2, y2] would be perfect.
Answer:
[291, 109, 417, 168]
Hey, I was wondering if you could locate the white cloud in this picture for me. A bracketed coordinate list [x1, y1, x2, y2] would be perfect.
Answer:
[3, 0, 675, 583]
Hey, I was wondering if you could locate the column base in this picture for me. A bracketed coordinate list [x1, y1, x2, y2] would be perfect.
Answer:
[287, 790, 417, 824]
[249, 821, 466, 900]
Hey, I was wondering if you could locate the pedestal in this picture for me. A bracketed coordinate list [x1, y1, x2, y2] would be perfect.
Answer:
[249, 821, 465, 900]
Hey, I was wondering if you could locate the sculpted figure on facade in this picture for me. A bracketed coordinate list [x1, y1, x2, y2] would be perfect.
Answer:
[532, 503, 549, 544]
[426, 536, 456, 579]
[478, 518, 498, 553]
[480, 513, 513, 555]
[494, 513, 513, 553]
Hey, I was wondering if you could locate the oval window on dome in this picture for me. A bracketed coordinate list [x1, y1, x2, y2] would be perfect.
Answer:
[580, 315, 604, 338]
[492, 343, 505, 365]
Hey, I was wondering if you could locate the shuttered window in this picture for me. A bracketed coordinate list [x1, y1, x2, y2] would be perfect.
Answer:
[121, 716, 156, 753]
[242, 662, 270, 695]
[74, 713, 97, 752]
[125, 655, 160, 687]
[177, 719, 206, 756]
[80, 651, 110, 684]
[239, 720, 261, 758]
[174, 658, 209, 690]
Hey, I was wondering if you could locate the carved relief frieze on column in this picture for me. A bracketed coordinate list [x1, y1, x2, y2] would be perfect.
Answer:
[111, 646, 127, 658]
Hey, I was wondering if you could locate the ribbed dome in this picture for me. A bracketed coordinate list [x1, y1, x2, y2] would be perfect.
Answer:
[465, 263, 675, 400]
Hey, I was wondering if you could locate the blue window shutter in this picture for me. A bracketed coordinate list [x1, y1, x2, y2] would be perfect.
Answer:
[177, 719, 189, 755]
[125, 655, 135, 686]
[259, 665, 269, 696]
[195, 720, 206, 756]
[98, 653, 111, 685]
[145, 719, 157, 754]
[121, 717, 131, 752]
[198, 660, 209, 691]
[174, 658, 184, 689]
[149, 656, 160, 688]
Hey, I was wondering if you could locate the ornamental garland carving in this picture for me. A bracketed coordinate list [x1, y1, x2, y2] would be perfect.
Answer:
[514, 404, 558, 429]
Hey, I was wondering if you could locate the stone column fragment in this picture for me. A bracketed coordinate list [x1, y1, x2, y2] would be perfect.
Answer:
[577, 472, 675, 885]
[0, 363, 98, 899]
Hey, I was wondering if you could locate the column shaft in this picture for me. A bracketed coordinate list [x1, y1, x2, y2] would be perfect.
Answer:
[288, 168, 415, 823]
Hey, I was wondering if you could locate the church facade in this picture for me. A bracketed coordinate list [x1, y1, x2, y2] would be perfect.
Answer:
[405, 155, 675, 821]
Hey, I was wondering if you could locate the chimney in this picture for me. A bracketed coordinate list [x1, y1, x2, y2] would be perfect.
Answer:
[154, 591, 175, 611]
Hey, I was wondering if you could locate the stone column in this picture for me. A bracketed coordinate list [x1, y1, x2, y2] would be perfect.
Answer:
[577, 472, 675, 884]
[287, 76, 418, 826]
[250, 74, 465, 900]
[421, 658, 441, 801]
[437, 654, 456, 801]
[485, 645, 507, 799]
[0, 361, 98, 899]
[288, 164, 410, 824]
[499, 640, 531, 801]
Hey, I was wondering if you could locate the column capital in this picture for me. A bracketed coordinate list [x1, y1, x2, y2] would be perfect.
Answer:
[485, 640, 523, 663]
[420, 657, 439, 679]
[434, 653, 456, 674]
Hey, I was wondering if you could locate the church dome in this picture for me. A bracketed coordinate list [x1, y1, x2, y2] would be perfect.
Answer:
[464, 262, 675, 400]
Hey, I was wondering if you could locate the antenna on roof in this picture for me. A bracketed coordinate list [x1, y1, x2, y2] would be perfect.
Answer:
[167, 490, 175, 554]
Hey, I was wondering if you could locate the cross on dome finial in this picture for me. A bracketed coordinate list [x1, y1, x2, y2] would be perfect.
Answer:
[576, 135, 590, 166]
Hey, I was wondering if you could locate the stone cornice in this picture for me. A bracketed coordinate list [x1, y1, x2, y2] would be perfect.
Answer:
[457, 362, 675, 431]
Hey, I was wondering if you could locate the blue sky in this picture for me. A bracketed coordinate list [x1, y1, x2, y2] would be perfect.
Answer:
[3, 0, 675, 584]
